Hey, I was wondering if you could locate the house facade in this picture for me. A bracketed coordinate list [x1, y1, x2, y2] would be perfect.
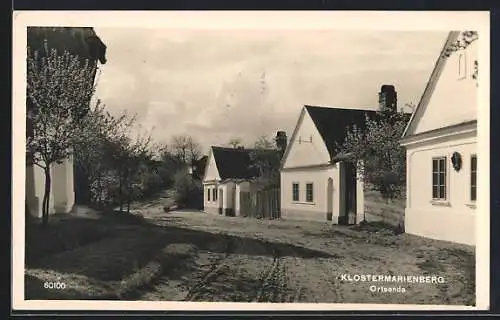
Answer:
[280, 105, 378, 224]
[202, 146, 259, 216]
[400, 31, 478, 246]
[25, 27, 107, 218]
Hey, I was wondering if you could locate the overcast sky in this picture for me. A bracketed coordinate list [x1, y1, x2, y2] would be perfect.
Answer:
[93, 28, 448, 154]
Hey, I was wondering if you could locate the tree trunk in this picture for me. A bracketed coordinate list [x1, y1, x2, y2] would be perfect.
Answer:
[119, 175, 123, 212]
[127, 191, 131, 213]
[95, 174, 102, 205]
[126, 173, 132, 213]
[42, 166, 52, 227]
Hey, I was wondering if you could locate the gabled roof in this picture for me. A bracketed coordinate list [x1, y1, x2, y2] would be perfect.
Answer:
[402, 31, 460, 139]
[191, 155, 208, 179]
[194, 155, 208, 171]
[210, 146, 260, 180]
[304, 105, 379, 158]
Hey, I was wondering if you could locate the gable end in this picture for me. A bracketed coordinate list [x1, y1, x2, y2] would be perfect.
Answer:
[280, 107, 307, 170]
[402, 31, 461, 139]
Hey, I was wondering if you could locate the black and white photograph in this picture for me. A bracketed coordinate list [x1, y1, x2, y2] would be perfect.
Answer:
[12, 11, 490, 311]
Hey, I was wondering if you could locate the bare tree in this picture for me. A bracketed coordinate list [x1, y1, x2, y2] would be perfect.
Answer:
[187, 137, 202, 163]
[254, 135, 274, 149]
[171, 134, 202, 163]
[228, 137, 243, 148]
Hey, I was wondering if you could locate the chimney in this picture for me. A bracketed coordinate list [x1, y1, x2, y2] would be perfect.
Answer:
[275, 131, 287, 158]
[378, 85, 397, 113]
[237, 146, 244, 150]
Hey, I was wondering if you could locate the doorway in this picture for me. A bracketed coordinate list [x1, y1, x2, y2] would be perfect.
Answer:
[218, 188, 223, 215]
[327, 178, 333, 221]
[340, 162, 357, 225]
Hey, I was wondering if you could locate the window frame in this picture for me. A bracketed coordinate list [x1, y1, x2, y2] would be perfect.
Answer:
[431, 156, 448, 201]
[292, 182, 300, 202]
[470, 154, 477, 202]
[305, 182, 314, 203]
[207, 187, 211, 202]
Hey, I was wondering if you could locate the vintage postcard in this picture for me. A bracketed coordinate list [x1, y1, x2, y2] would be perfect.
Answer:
[12, 10, 490, 311]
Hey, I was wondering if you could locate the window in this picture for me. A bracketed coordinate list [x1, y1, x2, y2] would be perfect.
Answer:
[207, 188, 211, 201]
[432, 157, 447, 200]
[470, 155, 477, 202]
[306, 183, 314, 202]
[458, 52, 466, 79]
[213, 188, 217, 202]
[292, 183, 299, 201]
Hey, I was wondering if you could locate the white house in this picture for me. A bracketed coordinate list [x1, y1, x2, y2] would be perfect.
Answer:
[202, 146, 258, 216]
[400, 31, 478, 246]
[279, 105, 379, 224]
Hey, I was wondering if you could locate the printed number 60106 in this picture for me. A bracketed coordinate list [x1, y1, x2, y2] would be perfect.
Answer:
[43, 282, 66, 289]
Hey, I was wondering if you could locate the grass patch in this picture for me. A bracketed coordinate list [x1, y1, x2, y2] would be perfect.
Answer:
[25, 208, 147, 266]
[351, 220, 403, 235]
[25, 219, 111, 265]
[25, 243, 198, 300]
[29, 227, 170, 282]
[114, 243, 197, 300]
[364, 187, 405, 227]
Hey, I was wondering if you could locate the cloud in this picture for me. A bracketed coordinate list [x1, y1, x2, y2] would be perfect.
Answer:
[93, 28, 448, 153]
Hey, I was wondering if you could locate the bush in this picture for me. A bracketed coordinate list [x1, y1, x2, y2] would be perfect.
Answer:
[157, 166, 174, 189]
[173, 171, 203, 209]
[90, 173, 121, 208]
[140, 170, 163, 198]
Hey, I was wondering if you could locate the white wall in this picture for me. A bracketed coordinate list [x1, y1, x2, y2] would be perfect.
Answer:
[203, 183, 219, 213]
[203, 150, 221, 181]
[25, 156, 75, 218]
[52, 156, 75, 213]
[26, 165, 54, 217]
[282, 109, 331, 169]
[356, 161, 365, 222]
[234, 181, 250, 215]
[405, 130, 476, 245]
[280, 166, 339, 221]
[412, 39, 478, 135]
[222, 181, 236, 210]
[202, 150, 222, 215]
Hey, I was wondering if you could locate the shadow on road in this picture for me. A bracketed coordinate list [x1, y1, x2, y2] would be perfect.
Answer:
[25, 210, 337, 300]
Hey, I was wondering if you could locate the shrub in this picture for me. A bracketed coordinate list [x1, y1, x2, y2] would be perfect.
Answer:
[140, 170, 163, 198]
[173, 171, 203, 209]
[157, 166, 174, 188]
[90, 173, 121, 208]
